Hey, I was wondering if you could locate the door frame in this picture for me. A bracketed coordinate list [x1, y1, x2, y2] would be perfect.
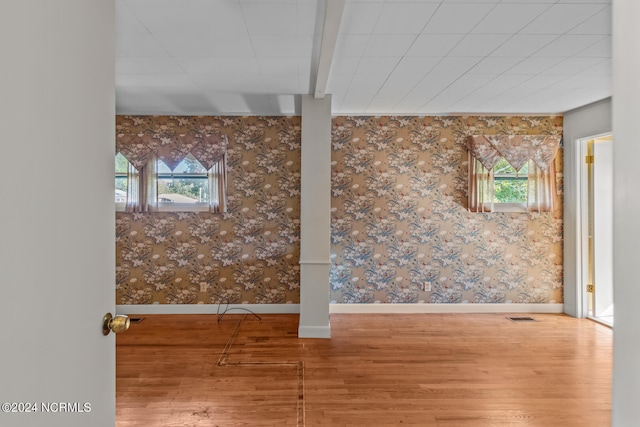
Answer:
[575, 132, 613, 319]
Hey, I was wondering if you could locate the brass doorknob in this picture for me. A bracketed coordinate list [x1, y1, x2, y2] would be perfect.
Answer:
[102, 313, 130, 335]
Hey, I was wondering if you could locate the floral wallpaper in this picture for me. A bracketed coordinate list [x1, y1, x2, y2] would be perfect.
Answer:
[329, 116, 564, 304]
[116, 116, 301, 305]
[116, 115, 563, 306]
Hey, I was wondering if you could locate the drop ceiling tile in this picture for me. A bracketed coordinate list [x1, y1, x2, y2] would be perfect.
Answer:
[429, 57, 483, 76]
[235, 94, 276, 115]
[533, 35, 607, 58]
[296, 2, 319, 36]
[116, 57, 183, 74]
[552, 74, 604, 91]
[269, 94, 298, 115]
[298, 36, 314, 58]
[574, 36, 611, 58]
[472, 3, 551, 34]
[393, 56, 439, 74]
[541, 57, 608, 76]
[158, 90, 224, 115]
[334, 35, 370, 57]
[547, 0, 611, 3]
[397, 73, 460, 111]
[577, 59, 611, 76]
[421, 73, 496, 111]
[373, 3, 439, 34]
[190, 72, 267, 93]
[464, 74, 534, 100]
[448, 34, 510, 57]
[355, 57, 402, 75]
[569, 6, 611, 35]
[124, 0, 246, 36]
[264, 73, 300, 94]
[154, 31, 254, 57]
[116, 32, 169, 58]
[503, 56, 564, 75]
[406, 34, 464, 56]
[468, 56, 523, 74]
[340, 74, 388, 111]
[520, 4, 607, 35]
[363, 35, 416, 57]
[330, 57, 361, 75]
[421, 3, 495, 34]
[203, 91, 256, 115]
[490, 34, 557, 57]
[340, 3, 383, 34]
[116, 89, 168, 115]
[116, 0, 149, 33]
[241, 3, 297, 35]
[257, 57, 300, 75]
[175, 57, 260, 75]
[443, 0, 512, 3]
[116, 74, 197, 89]
[346, 73, 389, 91]
[251, 35, 300, 58]
[379, 72, 426, 94]
[515, 74, 570, 90]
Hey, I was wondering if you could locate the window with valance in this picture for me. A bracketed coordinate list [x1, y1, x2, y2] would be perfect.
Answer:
[467, 135, 561, 213]
[115, 129, 228, 213]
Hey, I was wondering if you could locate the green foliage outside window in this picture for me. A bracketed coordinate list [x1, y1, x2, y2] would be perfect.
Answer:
[493, 158, 527, 203]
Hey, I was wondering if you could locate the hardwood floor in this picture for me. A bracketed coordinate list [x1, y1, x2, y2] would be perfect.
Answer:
[116, 313, 612, 426]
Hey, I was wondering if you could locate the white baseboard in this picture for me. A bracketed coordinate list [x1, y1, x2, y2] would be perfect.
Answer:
[116, 303, 300, 315]
[298, 324, 331, 338]
[329, 303, 564, 314]
[116, 303, 563, 316]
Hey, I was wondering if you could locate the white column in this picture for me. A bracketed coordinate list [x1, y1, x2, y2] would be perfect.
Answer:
[298, 95, 331, 338]
[612, 0, 640, 424]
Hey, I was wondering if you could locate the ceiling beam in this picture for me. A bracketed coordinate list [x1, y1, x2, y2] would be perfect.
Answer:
[313, 0, 345, 99]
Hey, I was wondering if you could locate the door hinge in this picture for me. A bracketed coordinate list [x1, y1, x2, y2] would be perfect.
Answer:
[587, 284, 595, 293]
[585, 155, 594, 164]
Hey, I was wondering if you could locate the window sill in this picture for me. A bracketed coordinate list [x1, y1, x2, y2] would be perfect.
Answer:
[115, 203, 215, 213]
[492, 202, 527, 213]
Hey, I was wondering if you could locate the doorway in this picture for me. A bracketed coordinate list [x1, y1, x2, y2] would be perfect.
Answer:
[582, 134, 614, 327]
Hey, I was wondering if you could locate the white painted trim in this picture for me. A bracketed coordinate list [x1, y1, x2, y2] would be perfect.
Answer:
[116, 304, 300, 315]
[329, 303, 564, 314]
[314, 0, 345, 99]
[298, 324, 331, 338]
[299, 259, 331, 265]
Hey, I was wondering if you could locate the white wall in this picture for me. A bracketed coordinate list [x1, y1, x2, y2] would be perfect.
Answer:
[612, 0, 640, 424]
[562, 98, 612, 317]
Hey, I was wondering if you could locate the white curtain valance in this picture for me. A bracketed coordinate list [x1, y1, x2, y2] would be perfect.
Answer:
[466, 135, 561, 172]
[116, 131, 227, 171]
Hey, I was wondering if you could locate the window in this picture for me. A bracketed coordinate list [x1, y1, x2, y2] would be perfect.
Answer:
[467, 135, 560, 213]
[115, 152, 130, 212]
[157, 154, 209, 212]
[115, 152, 227, 213]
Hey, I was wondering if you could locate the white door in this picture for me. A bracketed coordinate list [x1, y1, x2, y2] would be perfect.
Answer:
[0, 2, 116, 426]
[593, 138, 614, 319]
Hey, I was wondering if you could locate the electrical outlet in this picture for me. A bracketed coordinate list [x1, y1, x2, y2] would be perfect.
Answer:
[422, 282, 431, 292]
[200, 283, 208, 292]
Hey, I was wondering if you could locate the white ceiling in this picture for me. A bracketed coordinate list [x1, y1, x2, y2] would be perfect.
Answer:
[116, 0, 612, 116]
